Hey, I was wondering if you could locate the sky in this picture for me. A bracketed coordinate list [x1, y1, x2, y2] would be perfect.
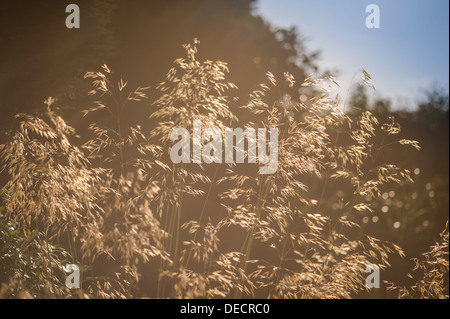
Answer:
[256, 0, 449, 109]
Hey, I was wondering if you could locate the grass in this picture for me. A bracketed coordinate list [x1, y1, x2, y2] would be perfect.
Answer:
[0, 40, 447, 299]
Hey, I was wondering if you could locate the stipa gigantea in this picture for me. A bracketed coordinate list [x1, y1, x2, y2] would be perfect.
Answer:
[141, 39, 240, 297]
[212, 71, 419, 298]
[0, 98, 107, 297]
[387, 221, 449, 299]
[0, 40, 440, 299]
[82, 66, 169, 298]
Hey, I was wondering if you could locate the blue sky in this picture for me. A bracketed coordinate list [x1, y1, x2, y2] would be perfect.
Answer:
[256, 0, 449, 109]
